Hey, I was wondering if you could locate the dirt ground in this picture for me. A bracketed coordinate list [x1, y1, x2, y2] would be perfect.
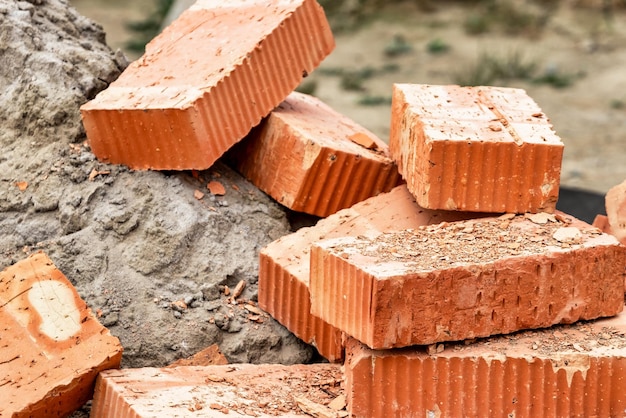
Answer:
[72, 0, 626, 194]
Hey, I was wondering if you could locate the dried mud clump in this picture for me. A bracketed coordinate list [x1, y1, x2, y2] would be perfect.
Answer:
[0, 0, 313, 368]
[0, 0, 127, 145]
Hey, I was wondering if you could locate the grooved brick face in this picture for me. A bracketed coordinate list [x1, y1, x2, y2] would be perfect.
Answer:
[310, 213, 625, 349]
[258, 185, 486, 361]
[80, 0, 334, 170]
[389, 84, 564, 213]
[345, 310, 626, 418]
[606, 178, 626, 245]
[0, 252, 122, 418]
[228, 92, 401, 217]
[90, 364, 343, 417]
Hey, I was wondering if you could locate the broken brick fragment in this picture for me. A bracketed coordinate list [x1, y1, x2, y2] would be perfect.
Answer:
[389, 84, 564, 213]
[259, 185, 484, 361]
[345, 309, 626, 418]
[90, 363, 343, 417]
[310, 212, 625, 349]
[0, 252, 122, 418]
[606, 178, 626, 245]
[81, 0, 334, 170]
[228, 92, 401, 217]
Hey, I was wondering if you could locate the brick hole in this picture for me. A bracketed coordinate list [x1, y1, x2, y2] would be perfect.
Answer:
[516, 295, 521, 307]
[533, 306, 538, 317]
[548, 304, 553, 316]
[477, 291, 482, 303]
[501, 298, 506, 308]
[517, 275, 521, 286]
[549, 285, 554, 295]
[550, 262, 556, 274]
[535, 264, 541, 275]
[491, 310, 497, 321]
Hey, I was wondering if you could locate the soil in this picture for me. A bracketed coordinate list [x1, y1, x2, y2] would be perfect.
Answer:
[1, 0, 313, 372]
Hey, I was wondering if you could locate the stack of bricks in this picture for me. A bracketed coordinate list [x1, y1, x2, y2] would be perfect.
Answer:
[18, 0, 621, 416]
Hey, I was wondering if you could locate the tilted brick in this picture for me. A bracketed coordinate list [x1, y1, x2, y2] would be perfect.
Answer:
[81, 0, 334, 170]
[228, 92, 401, 217]
[0, 252, 122, 418]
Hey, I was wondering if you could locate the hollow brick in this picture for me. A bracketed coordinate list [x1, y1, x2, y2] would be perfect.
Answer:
[259, 185, 482, 361]
[310, 213, 625, 349]
[345, 310, 626, 418]
[81, 0, 334, 170]
[389, 84, 564, 213]
[90, 363, 343, 417]
[0, 252, 122, 418]
[228, 92, 401, 217]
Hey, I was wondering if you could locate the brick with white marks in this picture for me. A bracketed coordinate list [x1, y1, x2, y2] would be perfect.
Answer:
[0, 252, 122, 418]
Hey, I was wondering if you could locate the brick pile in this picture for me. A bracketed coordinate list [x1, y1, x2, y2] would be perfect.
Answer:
[8, 0, 626, 416]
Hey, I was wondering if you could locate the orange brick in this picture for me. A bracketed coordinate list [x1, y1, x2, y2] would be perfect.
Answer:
[389, 84, 564, 213]
[606, 179, 626, 245]
[91, 363, 343, 417]
[345, 308, 626, 418]
[0, 252, 122, 418]
[228, 92, 401, 217]
[80, 0, 334, 170]
[259, 185, 483, 361]
[310, 213, 625, 349]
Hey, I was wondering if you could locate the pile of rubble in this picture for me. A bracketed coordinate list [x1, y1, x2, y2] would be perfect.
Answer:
[2, 0, 626, 417]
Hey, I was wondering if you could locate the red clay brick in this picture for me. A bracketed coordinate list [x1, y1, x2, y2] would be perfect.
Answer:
[228, 92, 401, 217]
[606, 178, 626, 245]
[90, 363, 343, 417]
[0, 252, 122, 418]
[345, 308, 626, 418]
[310, 213, 625, 349]
[80, 0, 334, 170]
[389, 84, 564, 213]
[259, 185, 483, 361]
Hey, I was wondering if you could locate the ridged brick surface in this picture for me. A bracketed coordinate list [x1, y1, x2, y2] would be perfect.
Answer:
[345, 309, 626, 418]
[91, 363, 343, 417]
[81, 0, 334, 170]
[606, 178, 626, 245]
[389, 84, 564, 213]
[228, 92, 401, 217]
[310, 213, 625, 349]
[0, 252, 122, 418]
[259, 185, 483, 361]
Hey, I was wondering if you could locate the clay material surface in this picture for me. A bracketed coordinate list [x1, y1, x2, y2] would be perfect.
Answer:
[259, 185, 485, 361]
[81, 0, 335, 170]
[0, 252, 122, 418]
[346, 308, 626, 418]
[310, 212, 625, 349]
[228, 92, 400, 217]
[91, 363, 344, 418]
[389, 84, 564, 213]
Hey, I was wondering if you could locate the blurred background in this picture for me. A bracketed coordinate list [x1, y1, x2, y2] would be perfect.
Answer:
[70, 0, 626, 210]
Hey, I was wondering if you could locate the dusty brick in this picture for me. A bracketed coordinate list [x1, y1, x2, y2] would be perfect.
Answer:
[0, 252, 122, 418]
[310, 213, 625, 349]
[228, 92, 401, 217]
[81, 0, 334, 170]
[90, 363, 343, 417]
[345, 308, 626, 418]
[259, 185, 482, 361]
[389, 84, 564, 213]
[606, 178, 626, 245]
